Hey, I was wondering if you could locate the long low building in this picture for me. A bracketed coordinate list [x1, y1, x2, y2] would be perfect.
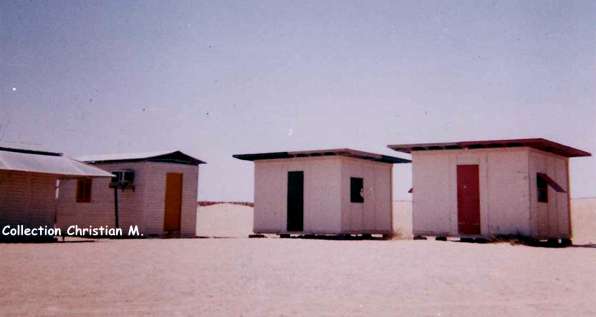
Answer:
[234, 148, 410, 236]
[56, 151, 205, 238]
[388, 138, 591, 242]
[0, 147, 113, 238]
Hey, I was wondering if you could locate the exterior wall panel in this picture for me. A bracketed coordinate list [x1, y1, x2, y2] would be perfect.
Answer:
[56, 162, 198, 237]
[528, 149, 570, 238]
[0, 171, 57, 227]
[253, 156, 393, 235]
[253, 157, 342, 234]
[412, 148, 531, 237]
[340, 157, 392, 233]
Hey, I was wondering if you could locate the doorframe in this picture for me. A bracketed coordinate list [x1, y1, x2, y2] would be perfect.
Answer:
[456, 164, 481, 235]
[163, 172, 183, 233]
[286, 170, 304, 232]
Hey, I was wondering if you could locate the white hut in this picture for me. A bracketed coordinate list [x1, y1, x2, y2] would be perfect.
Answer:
[388, 138, 591, 242]
[0, 147, 112, 239]
[233, 148, 410, 236]
[56, 151, 205, 237]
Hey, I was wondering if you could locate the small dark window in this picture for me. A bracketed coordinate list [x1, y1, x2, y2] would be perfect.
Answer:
[350, 177, 364, 203]
[76, 178, 92, 203]
[537, 174, 548, 203]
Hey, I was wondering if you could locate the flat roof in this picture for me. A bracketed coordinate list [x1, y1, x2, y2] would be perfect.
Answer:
[78, 150, 206, 165]
[233, 148, 411, 164]
[388, 138, 591, 158]
[0, 147, 114, 178]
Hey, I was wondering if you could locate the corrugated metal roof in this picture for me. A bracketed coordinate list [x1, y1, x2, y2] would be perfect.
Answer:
[388, 138, 591, 158]
[233, 148, 411, 164]
[77, 150, 206, 165]
[0, 147, 114, 178]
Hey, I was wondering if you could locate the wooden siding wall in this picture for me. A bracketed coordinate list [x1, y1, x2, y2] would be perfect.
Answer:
[253, 156, 393, 235]
[141, 162, 198, 237]
[56, 162, 198, 237]
[0, 171, 57, 227]
[253, 157, 343, 234]
[412, 148, 532, 237]
[527, 149, 570, 238]
[340, 157, 393, 234]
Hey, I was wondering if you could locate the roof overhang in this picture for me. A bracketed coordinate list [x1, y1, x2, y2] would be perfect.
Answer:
[388, 138, 591, 158]
[0, 148, 114, 178]
[233, 148, 411, 164]
[78, 150, 206, 166]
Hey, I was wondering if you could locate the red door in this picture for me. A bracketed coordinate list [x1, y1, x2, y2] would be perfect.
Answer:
[457, 165, 481, 235]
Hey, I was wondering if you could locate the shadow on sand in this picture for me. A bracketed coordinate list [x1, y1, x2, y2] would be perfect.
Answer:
[452, 237, 578, 249]
[570, 244, 596, 249]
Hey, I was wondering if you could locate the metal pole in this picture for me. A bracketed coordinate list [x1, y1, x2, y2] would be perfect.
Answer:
[114, 187, 119, 229]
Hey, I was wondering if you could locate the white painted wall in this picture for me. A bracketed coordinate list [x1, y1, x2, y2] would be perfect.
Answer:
[56, 162, 198, 237]
[528, 149, 570, 238]
[0, 171, 58, 227]
[253, 156, 342, 234]
[253, 156, 394, 234]
[340, 157, 393, 233]
[412, 147, 547, 238]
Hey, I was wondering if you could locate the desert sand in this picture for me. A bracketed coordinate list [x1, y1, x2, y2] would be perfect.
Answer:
[1, 200, 595, 316]
[1, 239, 595, 316]
[196, 203, 253, 238]
[571, 198, 596, 244]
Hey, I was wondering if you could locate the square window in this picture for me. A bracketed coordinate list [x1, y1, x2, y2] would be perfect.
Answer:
[76, 178, 92, 203]
[350, 177, 364, 203]
[537, 174, 548, 203]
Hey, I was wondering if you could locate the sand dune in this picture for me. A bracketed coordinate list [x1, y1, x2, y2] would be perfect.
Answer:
[571, 198, 596, 244]
[196, 203, 253, 238]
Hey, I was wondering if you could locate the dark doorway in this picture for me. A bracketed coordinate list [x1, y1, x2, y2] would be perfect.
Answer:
[287, 171, 304, 232]
[457, 165, 481, 235]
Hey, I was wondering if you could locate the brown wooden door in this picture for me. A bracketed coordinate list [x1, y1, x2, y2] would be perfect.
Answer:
[457, 165, 481, 235]
[164, 173, 183, 232]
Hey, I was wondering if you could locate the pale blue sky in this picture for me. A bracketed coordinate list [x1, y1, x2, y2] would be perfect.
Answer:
[1, 1, 595, 200]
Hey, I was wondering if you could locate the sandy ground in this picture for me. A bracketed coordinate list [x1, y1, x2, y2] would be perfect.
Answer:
[196, 203, 253, 238]
[1, 201, 594, 316]
[571, 198, 596, 244]
[1, 239, 595, 316]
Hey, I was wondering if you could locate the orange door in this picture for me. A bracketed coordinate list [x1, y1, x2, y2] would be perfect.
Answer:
[457, 165, 481, 235]
[164, 173, 183, 232]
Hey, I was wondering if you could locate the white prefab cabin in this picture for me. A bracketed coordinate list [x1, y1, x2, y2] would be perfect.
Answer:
[234, 149, 410, 236]
[388, 139, 591, 240]
[56, 151, 205, 237]
[0, 147, 112, 234]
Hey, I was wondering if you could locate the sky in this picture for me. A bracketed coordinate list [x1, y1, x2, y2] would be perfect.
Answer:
[1, 0, 595, 201]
